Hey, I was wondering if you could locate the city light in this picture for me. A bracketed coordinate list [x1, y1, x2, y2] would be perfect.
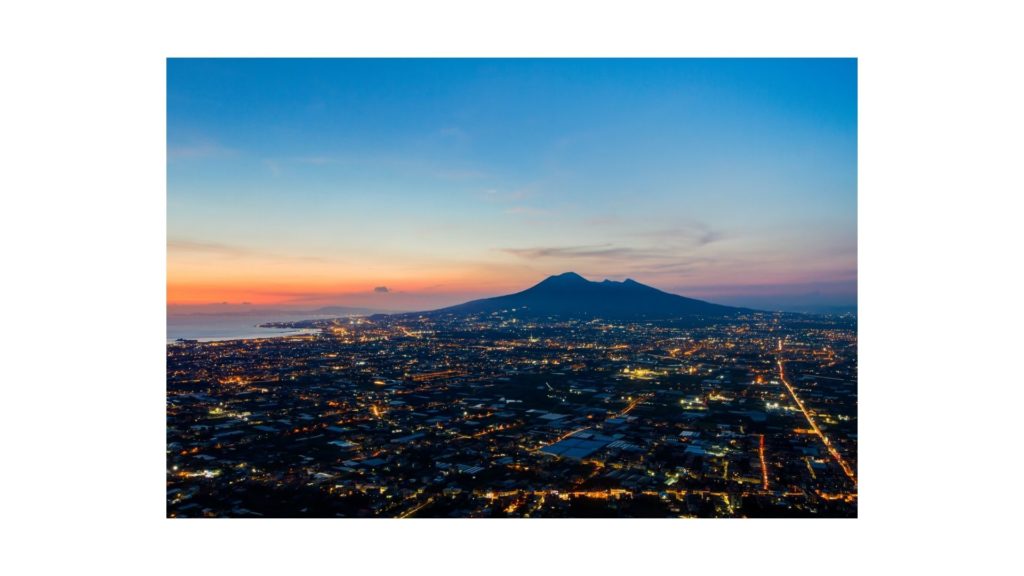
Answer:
[168, 310, 857, 517]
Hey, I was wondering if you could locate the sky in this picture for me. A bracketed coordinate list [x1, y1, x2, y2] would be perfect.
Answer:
[168, 58, 856, 313]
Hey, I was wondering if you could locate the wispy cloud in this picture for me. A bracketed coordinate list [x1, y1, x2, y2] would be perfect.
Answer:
[503, 206, 551, 217]
[499, 243, 726, 280]
[637, 258, 716, 273]
[501, 244, 651, 259]
[635, 227, 724, 247]
[259, 152, 487, 183]
[614, 220, 728, 248]
[168, 238, 325, 263]
[167, 239, 251, 258]
[168, 142, 235, 161]
[293, 155, 343, 166]
[480, 188, 532, 203]
[434, 168, 487, 181]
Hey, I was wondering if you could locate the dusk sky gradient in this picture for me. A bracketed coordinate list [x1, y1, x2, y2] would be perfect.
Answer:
[168, 58, 856, 312]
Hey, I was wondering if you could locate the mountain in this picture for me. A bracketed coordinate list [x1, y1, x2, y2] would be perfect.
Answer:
[423, 272, 748, 320]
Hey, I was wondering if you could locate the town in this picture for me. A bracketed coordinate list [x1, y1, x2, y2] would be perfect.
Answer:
[167, 310, 857, 517]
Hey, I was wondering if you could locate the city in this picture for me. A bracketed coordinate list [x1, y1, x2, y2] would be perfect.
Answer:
[165, 59, 859, 519]
[167, 309, 857, 517]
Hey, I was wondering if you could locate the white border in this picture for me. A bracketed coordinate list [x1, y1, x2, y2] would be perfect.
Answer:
[4, 1, 1021, 574]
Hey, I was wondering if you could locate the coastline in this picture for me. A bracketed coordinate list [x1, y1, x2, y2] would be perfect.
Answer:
[166, 327, 321, 344]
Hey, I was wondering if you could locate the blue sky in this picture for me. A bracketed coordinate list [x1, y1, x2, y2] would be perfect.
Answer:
[168, 58, 856, 312]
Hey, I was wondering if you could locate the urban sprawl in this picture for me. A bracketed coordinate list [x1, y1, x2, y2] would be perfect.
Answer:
[167, 311, 857, 517]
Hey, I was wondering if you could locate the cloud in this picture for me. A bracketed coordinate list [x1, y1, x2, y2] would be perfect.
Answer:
[434, 168, 487, 181]
[168, 239, 251, 258]
[168, 142, 235, 161]
[480, 188, 532, 203]
[501, 244, 650, 259]
[696, 230, 724, 246]
[640, 258, 715, 272]
[293, 155, 342, 165]
[499, 243, 721, 278]
[504, 206, 551, 217]
[259, 153, 487, 184]
[373, 286, 390, 293]
[168, 238, 325, 263]
[627, 222, 727, 248]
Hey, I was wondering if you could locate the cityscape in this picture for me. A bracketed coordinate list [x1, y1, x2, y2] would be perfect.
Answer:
[10, 2, 1022, 574]
[9, 3, 1019, 574]
[168, 59, 857, 518]
[167, 274, 857, 518]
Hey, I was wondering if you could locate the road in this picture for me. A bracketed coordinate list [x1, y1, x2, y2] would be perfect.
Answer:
[759, 434, 770, 491]
[776, 356, 857, 485]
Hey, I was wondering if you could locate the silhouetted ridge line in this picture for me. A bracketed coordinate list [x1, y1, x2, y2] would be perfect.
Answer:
[406, 272, 750, 320]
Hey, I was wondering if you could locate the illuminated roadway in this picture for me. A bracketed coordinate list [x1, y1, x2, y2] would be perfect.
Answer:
[758, 434, 769, 491]
[398, 495, 436, 518]
[616, 393, 653, 417]
[776, 353, 857, 485]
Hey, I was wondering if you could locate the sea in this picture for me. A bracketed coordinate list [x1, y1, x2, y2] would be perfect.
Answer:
[166, 312, 331, 343]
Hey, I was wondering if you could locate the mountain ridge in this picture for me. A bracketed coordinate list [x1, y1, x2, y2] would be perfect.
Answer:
[413, 272, 749, 320]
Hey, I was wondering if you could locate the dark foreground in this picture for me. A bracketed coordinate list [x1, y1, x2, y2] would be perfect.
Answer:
[167, 311, 857, 517]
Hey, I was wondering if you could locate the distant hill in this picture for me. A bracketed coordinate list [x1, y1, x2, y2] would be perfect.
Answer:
[419, 272, 749, 320]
